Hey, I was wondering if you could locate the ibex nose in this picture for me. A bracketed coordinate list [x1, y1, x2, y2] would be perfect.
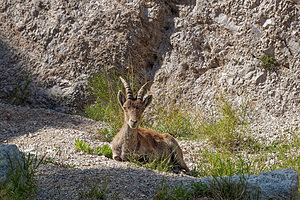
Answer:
[130, 120, 138, 124]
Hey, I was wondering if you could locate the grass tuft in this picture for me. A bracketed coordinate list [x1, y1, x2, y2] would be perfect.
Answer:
[95, 145, 113, 158]
[9, 76, 31, 106]
[0, 153, 45, 200]
[78, 180, 108, 200]
[75, 139, 113, 159]
[78, 178, 119, 200]
[259, 54, 278, 71]
[153, 177, 254, 200]
[75, 139, 94, 154]
[128, 153, 173, 173]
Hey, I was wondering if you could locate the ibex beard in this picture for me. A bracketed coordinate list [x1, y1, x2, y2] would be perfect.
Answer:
[111, 77, 189, 172]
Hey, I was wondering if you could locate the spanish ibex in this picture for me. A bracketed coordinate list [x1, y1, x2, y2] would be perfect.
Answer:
[111, 77, 189, 172]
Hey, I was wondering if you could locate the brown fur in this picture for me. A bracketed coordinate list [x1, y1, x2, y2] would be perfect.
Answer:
[111, 79, 189, 172]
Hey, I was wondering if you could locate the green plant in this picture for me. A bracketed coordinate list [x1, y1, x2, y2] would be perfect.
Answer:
[153, 176, 255, 200]
[0, 153, 45, 200]
[207, 176, 248, 200]
[152, 179, 174, 200]
[251, 130, 300, 174]
[95, 144, 113, 159]
[198, 95, 259, 152]
[75, 139, 94, 154]
[78, 181, 108, 200]
[194, 149, 257, 178]
[78, 178, 119, 200]
[128, 153, 173, 173]
[259, 54, 278, 71]
[9, 76, 31, 105]
[43, 157, 76, 168]
[75, 139, 113, 159]
[144, 103, 198, 139]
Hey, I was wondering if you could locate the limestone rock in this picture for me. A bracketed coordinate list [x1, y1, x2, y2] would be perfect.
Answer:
[0, 144, 25, 184]
[191, 168, 299, 200]
[0, 0, 299, 137]
[244, 168, 299, 200]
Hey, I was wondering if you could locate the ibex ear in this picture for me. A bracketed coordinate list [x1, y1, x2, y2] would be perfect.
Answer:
[143, 95, 152, 108]
[118, 91, 126, 108]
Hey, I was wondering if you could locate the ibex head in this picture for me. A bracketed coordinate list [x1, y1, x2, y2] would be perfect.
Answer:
[118, 77, 152, 129]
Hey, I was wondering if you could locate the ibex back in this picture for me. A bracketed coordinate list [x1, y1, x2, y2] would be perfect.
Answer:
[111, 77, 189, 172]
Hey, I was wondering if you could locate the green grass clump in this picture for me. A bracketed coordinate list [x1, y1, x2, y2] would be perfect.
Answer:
[194, 150, 257, 178]
[85, 71, 123, 142]
[251, 131, 300, 173]
[78, 181, 108, 200]
[75, 139, 95, 154]
[43, 157, 76, 168]
[95, 145, 113, 159]
[78, 178, 119, 200]
[75, 139, 113, 159]
[153, 177, 254, 200]
[259, 54, 278, 71]
[0, 153, 45, 200]
[197, 95, 258, 152]
[9, 76, 31, 106]
[143, 103, 198, 139]
[128, 153, 173, 173]
[146, 94, 255, 153]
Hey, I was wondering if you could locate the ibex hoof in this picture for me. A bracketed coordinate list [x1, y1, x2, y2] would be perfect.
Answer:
[114, 156, 122, 161]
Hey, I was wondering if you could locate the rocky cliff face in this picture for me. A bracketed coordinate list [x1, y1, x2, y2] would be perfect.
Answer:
[0, 0, 299, 131]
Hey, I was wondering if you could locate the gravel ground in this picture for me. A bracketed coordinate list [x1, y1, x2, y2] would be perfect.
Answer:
[0, 102, 206, 199]
[0, 102, 298, 199]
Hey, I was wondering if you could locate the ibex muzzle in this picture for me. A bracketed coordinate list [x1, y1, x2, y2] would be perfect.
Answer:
[111, 77, 190, 172]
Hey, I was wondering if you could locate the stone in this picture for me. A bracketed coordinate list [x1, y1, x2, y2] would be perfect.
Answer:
[244, 168, 299, 200]
[192, 168, 299, 200]
[0, 144, 25, 184]
[255, 71, 267, 85]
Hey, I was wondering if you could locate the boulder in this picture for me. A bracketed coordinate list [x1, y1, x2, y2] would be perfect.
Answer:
[244, 168, 299, 200]
[0, 144, 25, 184]
[193, 168, 299, 200]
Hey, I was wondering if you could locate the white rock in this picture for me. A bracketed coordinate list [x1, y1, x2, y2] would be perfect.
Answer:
[192, 169, 299, 200]
[263, 19, 274, 28]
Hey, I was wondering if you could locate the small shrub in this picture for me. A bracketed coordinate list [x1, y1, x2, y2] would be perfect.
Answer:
[259, 54, 278, 71]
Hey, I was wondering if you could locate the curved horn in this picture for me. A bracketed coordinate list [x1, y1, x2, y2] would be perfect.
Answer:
[137, 81, 152, 100]
[120, 77, 134, 99]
